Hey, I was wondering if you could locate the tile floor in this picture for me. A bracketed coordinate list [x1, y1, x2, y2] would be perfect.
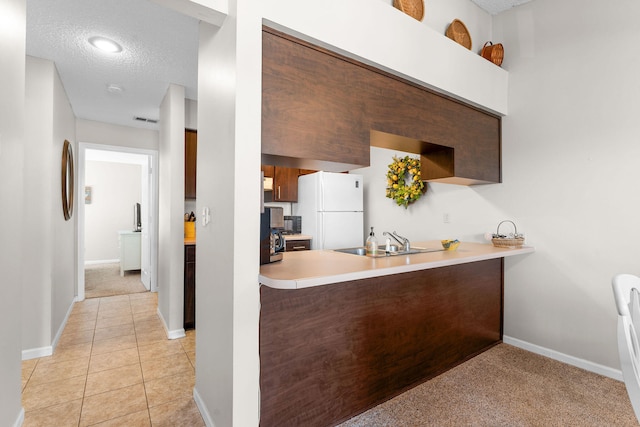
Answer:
[21, 292, 204, 426]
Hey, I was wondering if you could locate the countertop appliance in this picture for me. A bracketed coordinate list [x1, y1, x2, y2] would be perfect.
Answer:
[296, 171, 364, 250]
[260, 207, 285, 264]
[283, 215, 302, 235]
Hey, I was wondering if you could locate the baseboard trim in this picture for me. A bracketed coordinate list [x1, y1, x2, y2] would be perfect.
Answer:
[85, 259, 119, 266]
[503, 335, 623, 381]
[193, 387, 215, 427]
[22, 346, 53, 360]
[23, 297, 76, 361]
[51, 299, 75, 350]
[12, 408, 24, 427]
[157, 307, 186, 340]
[167, 328, 186, 340]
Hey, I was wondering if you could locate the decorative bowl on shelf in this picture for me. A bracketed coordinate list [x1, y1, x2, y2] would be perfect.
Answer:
[393, 0, 425, 21]
[446, 19, 472, 50]
[441, 239, 460, 251]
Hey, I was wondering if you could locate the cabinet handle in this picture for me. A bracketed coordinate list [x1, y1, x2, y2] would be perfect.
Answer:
[278, 186, 281, 200]
[292, 246, 307, 250]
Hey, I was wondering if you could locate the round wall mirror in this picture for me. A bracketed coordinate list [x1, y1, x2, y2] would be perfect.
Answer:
[61, 139, 74, 221]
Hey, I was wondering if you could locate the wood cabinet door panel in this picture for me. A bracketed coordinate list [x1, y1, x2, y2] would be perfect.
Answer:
[260, 259, 503, 426]
[261, 164, 274, 178]
[262, 30, 370, 168]
[285, 239, 311, 251]
[185, 130, 197, 199]
[273, 167, 299, 202]
[184, 245, 196, 329]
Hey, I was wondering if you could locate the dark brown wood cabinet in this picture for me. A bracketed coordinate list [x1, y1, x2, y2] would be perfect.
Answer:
[262, 165, 314, 202]
[184, 245, 196, 329]
[261, 164, 274, 180]
[285, 239, 311, 251]
[272, 167, 299, 202]
[260, 258, 503, 426]
[185, 130, 197, 199]
[262, 27, 501, 184]
[262, 30, 370, 172]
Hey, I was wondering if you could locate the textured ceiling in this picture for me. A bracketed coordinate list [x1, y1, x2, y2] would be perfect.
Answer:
[471, 0, 533, 14]
[25, 0, 530, 131]
[26, 0, 198, 130]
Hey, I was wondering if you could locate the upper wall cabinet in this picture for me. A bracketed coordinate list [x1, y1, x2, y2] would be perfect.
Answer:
[262, 165, 315, 203]
[185, 130, 197, 199]
[262, 30, 371, 172]
[262, 27, 501, 184]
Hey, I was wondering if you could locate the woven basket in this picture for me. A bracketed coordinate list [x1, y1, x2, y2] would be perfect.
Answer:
[393, 0, 424, 21]
[446, 19, 472, 50]
[481, 41, 504, 66]
[491, 220, 524, 249]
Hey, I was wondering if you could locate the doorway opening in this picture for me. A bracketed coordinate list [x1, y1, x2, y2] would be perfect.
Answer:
[77, 143, 159, 301]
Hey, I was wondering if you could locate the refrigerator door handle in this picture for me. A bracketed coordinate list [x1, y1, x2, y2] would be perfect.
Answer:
[319, 174, 325, 211]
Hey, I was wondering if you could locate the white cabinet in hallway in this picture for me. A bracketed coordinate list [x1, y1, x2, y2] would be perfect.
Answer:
[118, 230, 141, 276]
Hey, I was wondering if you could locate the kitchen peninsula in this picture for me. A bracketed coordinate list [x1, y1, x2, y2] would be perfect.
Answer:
[259, 242, 533, 426]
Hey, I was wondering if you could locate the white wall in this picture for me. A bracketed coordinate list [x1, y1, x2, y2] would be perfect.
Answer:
[194, 3, 263, 423]
[84, 161, 142, 261]
[76, 119, 159, 151]
[157, 84, 186, 337]
[394, 0, 494, 55]
[354, 146, 503, 245]
[51, 57, 78, 349]
[22, 56, 77, 361]
[195, 20, 239, 427]
[490, 0, 640, 373]
[0, 0, 26, 423]
[185, 98, 198, 130]
[23, 56, 54, 354]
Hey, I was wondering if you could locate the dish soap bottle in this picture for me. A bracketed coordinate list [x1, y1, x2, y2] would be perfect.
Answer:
[366, 227, 378, 256]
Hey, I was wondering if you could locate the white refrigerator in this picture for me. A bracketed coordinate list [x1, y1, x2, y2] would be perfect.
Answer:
[296, 171, 364, 250]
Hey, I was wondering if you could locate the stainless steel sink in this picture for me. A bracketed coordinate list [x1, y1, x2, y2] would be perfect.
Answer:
[334, 247, 368, 256]
[334, 246, 443, 257]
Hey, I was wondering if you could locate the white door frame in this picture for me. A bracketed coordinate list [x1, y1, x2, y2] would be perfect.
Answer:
[77, 142, 159, 300]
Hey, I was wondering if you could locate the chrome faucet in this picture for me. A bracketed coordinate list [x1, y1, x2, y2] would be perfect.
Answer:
[383, 231, 410, 252]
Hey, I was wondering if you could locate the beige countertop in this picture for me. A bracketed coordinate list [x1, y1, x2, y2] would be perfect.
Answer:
[259, 241, 534, 290]
[283, 234, 312, 241]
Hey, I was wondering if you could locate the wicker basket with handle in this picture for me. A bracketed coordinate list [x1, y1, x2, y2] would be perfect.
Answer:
[393, 0, 424, 21]
[491, 220, 525, 248]
[481, 41, 504, 66]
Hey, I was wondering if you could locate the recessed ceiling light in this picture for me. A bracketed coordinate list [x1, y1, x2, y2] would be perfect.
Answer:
[88, 36, 122, 53]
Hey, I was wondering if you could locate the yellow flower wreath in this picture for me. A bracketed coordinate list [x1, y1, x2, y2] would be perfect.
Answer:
[385, 155, 426, 208]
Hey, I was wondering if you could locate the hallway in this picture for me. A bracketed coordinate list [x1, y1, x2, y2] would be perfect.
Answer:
[21, 293, 203, 426]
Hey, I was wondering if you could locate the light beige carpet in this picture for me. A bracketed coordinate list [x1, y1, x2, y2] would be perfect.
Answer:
[339, 343, 637, 426]
[84, 262, 147, 299]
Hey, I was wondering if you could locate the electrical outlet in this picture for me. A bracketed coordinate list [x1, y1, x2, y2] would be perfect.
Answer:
[443, 213, 450, 223]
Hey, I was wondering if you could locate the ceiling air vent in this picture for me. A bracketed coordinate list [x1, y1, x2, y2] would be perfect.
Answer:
[134, 116, 158, 124]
